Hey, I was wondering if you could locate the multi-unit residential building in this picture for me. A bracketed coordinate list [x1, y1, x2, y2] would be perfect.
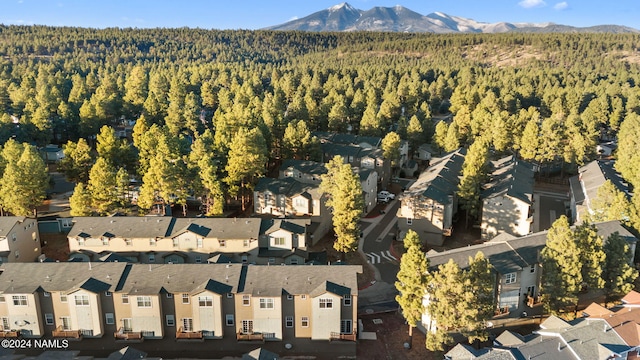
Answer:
[423, 220, 637, 334]
[397, 148, 466, 246]
[446, 290, 640, 360]
[480, 156, 535, 239]
[0, 263, 361, 351]
[0, 216, 41, 264]
[570, 159, 632, 224]
[67, 217, 311, 265]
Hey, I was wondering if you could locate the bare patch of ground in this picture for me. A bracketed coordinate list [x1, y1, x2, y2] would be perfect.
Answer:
[41, 232, 70, 261]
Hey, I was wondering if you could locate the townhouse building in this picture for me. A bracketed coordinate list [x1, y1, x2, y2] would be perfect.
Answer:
[67, 217, 310, 265]
[0, 263, 361, 349]
[0, 216, 41, 264]
[480, 156, 535, 239]
[397, 148, 466, 246]
[423, 220, 637, 334]
[570, 159, 632, 225]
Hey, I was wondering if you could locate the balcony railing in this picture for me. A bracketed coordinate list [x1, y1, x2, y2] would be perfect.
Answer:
[330, 331, 357, 341]
[114, 327, 142, 340]
[236, 331, 264, 341]
[176, 327, 203, 339]
[52, 326, 82, 339]
[0, 330, 20, 338]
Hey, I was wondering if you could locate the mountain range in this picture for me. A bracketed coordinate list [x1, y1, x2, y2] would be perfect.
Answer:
[264, 2, 638, 34]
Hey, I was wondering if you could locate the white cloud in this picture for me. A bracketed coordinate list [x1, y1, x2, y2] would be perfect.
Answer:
[554, 2, 569, 10]
[518, 0, 547, 8]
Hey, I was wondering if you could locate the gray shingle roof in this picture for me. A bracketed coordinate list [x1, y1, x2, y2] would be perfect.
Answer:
[403, 148, 466, 204]
[0, 216, 27, 237]
[427, 221, 635, 275]
[0, 262, 128, 294]
[69, 217, 171, 239]
[577, 160, 633, 210]
[483, 156, 534, 205]
[240, 265, 361, 298]
[280, 159, 327, 176]
[254, 177, 320, 199]
[168, 218, 261, 240]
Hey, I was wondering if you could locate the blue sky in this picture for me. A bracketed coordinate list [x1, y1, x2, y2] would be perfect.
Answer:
[1, 0, 637, 30]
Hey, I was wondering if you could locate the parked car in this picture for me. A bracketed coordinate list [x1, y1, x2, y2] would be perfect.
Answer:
[377, 190, 395, 203]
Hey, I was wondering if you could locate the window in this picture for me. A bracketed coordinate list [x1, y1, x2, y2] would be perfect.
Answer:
[287, 294, 293, 300]
[182, 318, 193, 332]
[242, 295, 250, 306]
[61, 317, 71, 331]
[149, 238, 156, 246]
[125, 239, 132, 246]
[166, 315, 175, 327]
[294, 198, 306, 207]
[241, 320, 253, 334]
[290, 258, 299, 265]
[530, 264, 536, 273]
[102, 238, 109, 245]
[0, 296, 4, 302]
[75, 295, 89, 306]
[45, 313, 54, 325]
[301, 295, 307, 300]
[78, 238, 85, 246]
[407, 218, 413, 225]
[14, 250, 19, 258]
[274, 237, 285, 246]
[195, 256, 202, 264]
[219, 239, 226, 247]
[12, 295, 27, 306]
[259, 298, 274, 309]
[343, 294, 352, 306]
[319, 298, 333, 309]
[182, 294, 190, 304]
[1, 317, 9, 330]
[137, 296, 152, 308]
[105, 313, 114, 325]
[105, 291, 112, 297]
[197, 238, 203, 248]
[301, 317, 309, 327]
[225, 314, 234, 326]
[198, 296, 213, 307]
[122, 318, 132, 332]
[505, 273, 517, 284]
[173, 238, 179, 248]
[243, 239, 250, 247]
[121, 294, 129, 304]
[44, 291, 51, 297]
[341, 319, 353, 334]
[241, 255, 248, 263]
[148, 254, 155, 263]
[166, 293, 173, 299]
[268, 258, 275, 264]
[60, 294, 67, 303]
[285, 316, 293, 328]
[226, 293, 233, 299]
[11, 233, 16, 241]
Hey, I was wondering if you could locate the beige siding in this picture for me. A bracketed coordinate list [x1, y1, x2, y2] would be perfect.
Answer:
[253, 296, 282, 340]
[68, 290, 103, 337]
[0, 218, 41, 262]
[311, 292, 341, 340]
[295, 295, 312, 338]
[5, 293, 42, 337]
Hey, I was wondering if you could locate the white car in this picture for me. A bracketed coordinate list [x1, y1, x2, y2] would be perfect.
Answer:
[377, 191, 395, 203]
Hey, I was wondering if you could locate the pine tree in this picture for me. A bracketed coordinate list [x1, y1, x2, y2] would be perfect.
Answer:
[69, 182, 93, 216]
[463, 252, 495, 343]
[574, 222, 605, 290]
[87, 157, 118, 215]
[603, 232, 638, 300]
[225, 127, 268, 211]
[0, 145, 49, 216]
[443, 121, 460, 153]
[519, 118, 540, 162]
[381, 132, 401, 168]
[432, 120, 448, 154]
[320, 156, 363, 254]
[615, 113, 640, 189]
[395, 230, 428, 337]
[540, 216, 582, 315]
[458, 138, 488, 226]
[59, 138, 93, 183]
[426, 259, 464, 351]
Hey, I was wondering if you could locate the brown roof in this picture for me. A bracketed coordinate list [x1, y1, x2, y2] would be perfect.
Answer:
[583, 302, 614, 318]
[623, 290, 640, 305]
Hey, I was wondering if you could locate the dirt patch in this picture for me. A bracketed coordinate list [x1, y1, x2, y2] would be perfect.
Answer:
[41, 232, 70, 261]
[358, 312, 440, 360]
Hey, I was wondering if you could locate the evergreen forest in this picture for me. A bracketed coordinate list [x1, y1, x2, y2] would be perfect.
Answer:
[1, 25, 639, 216]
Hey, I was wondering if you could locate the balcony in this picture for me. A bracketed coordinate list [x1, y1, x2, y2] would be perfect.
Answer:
[176, 327, 203, 340]
[52, 326, 82, 339]
[330, 332, 357, 342]
[0, 330, 20, 338]
[114, 327, 143, 341]
[236, 331, 264, 341]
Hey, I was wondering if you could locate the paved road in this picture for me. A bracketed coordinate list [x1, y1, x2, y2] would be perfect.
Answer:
[535, 191, 569, 231]
[361, 200, 401, 285]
